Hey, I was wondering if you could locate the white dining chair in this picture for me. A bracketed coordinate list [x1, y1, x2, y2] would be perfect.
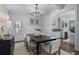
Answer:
[41, 38, 61, 55]
[25, 35, 39, 55]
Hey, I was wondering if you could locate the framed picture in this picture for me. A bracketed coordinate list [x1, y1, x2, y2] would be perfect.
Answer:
[30, 18, 34, 25]
[30, 18, 39, 25]
[35, 19, 39, 25]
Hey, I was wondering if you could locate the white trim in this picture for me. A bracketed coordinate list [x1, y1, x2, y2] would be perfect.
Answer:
[75, 4, 79, 51]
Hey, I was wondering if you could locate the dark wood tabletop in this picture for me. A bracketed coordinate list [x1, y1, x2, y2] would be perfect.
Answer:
[31, 35, 56, 43]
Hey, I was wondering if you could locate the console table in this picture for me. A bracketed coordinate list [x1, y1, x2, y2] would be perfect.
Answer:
[0, 34, 14, 55]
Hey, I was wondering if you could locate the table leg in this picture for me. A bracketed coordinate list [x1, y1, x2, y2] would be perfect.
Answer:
[36, 43, 39, 55]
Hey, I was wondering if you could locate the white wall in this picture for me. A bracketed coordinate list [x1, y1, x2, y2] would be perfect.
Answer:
[41, 9, 61, 37]
[8, 10, 43, 41]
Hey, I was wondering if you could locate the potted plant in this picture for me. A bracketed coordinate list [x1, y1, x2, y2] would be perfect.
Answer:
[69, 27, 75, 33]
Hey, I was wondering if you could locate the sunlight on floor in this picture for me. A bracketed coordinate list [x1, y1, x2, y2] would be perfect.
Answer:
[14, 42, 29, 55]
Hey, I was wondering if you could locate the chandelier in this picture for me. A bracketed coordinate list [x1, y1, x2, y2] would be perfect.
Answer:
[30, 4, 40, 17]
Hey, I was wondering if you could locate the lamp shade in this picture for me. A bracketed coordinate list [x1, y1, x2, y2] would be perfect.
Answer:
[0, 12, 9, 23]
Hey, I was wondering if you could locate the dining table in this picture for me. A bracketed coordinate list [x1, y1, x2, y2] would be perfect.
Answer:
[30, 35, 59, 55]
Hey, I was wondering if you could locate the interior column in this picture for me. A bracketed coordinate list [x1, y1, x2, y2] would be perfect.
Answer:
[75, 4, 79, 51]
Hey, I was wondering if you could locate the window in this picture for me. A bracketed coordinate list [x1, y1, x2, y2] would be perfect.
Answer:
[15, 21, 22, 32]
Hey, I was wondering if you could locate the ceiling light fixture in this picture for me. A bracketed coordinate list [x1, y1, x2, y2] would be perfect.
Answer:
[30, 4, 40, 17]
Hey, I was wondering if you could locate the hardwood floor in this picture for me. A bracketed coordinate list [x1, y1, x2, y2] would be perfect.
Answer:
[14, 42, 29, 55]
[14, 42, 74, 55]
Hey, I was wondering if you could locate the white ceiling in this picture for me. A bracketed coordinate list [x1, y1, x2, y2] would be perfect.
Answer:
[61, 8, 75, 21]
[4, 4, 67, 15]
